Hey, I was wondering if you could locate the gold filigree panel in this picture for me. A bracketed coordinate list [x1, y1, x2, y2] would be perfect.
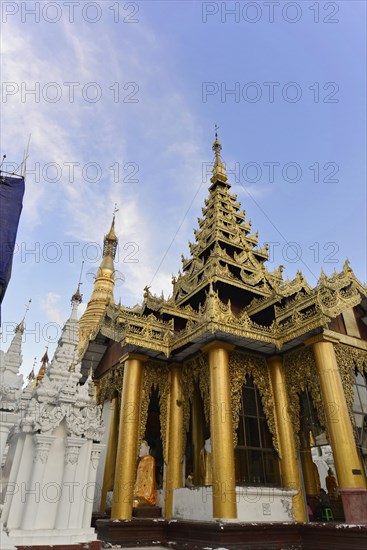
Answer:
[139, 361, 170, 461]
[283, 347, 326, 449]
[183, 354, 210, 427]
[95, 362, 124, 405]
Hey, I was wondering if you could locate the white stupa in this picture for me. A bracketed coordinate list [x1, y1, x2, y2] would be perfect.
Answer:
[0, 288, 105, 548]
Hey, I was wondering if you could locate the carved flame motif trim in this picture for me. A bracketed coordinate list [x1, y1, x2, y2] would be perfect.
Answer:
[283, 347, 327, 449]
[95, 362, 124, 404]
[139, 361, 170, 461]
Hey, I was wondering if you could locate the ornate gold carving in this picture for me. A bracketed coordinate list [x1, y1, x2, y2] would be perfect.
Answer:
[229, 351, 279, 452]
[183, 354, 210, 427]
[139, 361, 170, 461]
[83, 137, 367, 369]
[96, 261, 366, 364]
[283, 347, 326, 449]
[95, 361, 124, 405]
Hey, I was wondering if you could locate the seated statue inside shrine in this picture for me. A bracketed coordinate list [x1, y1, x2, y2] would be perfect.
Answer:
[200, 438, 213, 486]
[133, 440, 157, 507]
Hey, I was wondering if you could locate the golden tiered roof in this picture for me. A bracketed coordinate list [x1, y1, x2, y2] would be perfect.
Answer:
[84, 135, 367, 361]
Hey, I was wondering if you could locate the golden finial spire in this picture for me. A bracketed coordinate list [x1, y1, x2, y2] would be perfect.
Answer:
[211, 126, 228, 184]
[41, 346, 49, 364]
[27, 358, 37, 381]
[71, 262, 84, 306]
[16, 298, 31, 334]
[103, 204, 118, 258]
[78, 214, 118, 355]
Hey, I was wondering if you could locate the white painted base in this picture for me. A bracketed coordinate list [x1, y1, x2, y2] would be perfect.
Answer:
[3, 527, 97, 546]
[173, 486, 297, 522]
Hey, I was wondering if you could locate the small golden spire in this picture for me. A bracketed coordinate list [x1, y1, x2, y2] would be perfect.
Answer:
[35, 346, 49, 385]
[27, 358, 37, 381]
[41, 347, 49, 364]
[15, 298, 32, 334]
[71, 262, 84, 305]
[103, 205, 118, 259]
[16, 320, 25, 334]
[105, 218, 117, 242]
[211, 126, 228, 184]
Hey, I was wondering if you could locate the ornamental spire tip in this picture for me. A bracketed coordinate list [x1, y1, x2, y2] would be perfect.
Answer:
[211, 126, 228, 184]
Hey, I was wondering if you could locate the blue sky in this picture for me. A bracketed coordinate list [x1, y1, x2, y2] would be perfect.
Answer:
[1, 0, 366, 379]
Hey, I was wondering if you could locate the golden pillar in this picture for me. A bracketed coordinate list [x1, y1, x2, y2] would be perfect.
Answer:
[203, 342, 237, 519]
[191, 384, 205, 486]
[164, 364, 184, 518]
[268, 356, 307, 521]
[311, 338, 366, 489]
[111, 354, 146, 519]
[100, 393, 119, 513]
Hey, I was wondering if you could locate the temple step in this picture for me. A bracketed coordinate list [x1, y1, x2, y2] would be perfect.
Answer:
[96, 519, 367, 550]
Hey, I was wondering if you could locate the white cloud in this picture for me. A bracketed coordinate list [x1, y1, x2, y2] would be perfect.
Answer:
[2, 11, 207, 334]
[40, 292, 64, 326]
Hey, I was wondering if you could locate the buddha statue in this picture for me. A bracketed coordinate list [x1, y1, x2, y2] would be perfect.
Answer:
[133, 440, 157, 507]
[200, 438, 213, 486]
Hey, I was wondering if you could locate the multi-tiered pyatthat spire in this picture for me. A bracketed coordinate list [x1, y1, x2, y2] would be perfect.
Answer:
[169, 131, 278, 314]
[78, 212, 118, 355]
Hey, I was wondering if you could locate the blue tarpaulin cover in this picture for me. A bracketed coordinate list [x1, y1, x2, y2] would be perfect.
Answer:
[0, 174, 25, 311]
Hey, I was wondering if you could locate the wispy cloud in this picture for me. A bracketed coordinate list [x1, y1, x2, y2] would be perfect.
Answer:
[2, 11, 205, 320]
[41, 292, 64, 326]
